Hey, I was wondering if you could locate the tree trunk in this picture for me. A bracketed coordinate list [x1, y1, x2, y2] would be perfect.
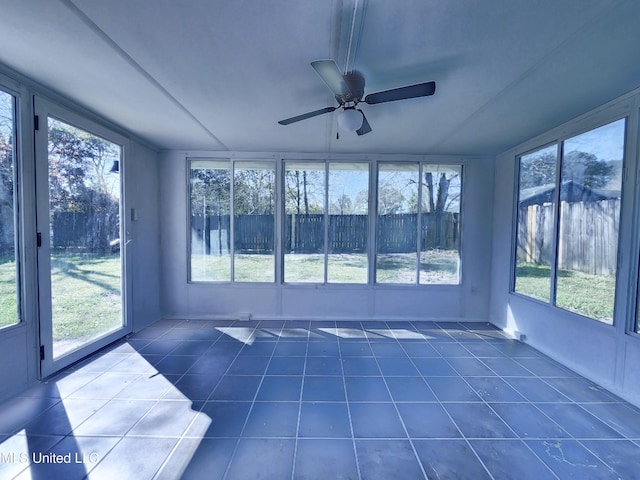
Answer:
[303, 171, 309, 214]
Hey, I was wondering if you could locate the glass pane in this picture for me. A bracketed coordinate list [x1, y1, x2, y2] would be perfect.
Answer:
[233, 161, 275, 282]
[48, 118, 122, 358]
[284, 162, 325, 282]
[514, 145, 558, 301]
[190, 160, 231, 281]
[420, 165, 461, 284]
[556, 119, 625, 323]
[327, 162, 369, 283]
[376, 163, 419, 284]
[0, 90, 19, 328]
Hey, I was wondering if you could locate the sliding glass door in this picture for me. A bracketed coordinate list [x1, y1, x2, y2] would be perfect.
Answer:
[35, 98, 129, 376]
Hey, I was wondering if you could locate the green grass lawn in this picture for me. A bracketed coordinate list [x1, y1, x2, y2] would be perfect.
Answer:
[515, 263, 615, 323]
[377, 251, 459, 284]
[0, 253, 122, 354]
[50, 253, 122, 355]
[191, 253, 372, 283]
[6, 253, 614, 351]
[0, 258, 18, 328]
[191, 250, 459, 284]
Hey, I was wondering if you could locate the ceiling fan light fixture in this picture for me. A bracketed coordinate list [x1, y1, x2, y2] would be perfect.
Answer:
[338, 108, 363, 132]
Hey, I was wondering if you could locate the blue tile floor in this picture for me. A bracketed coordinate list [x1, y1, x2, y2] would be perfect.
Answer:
[1, 320, 639, 479]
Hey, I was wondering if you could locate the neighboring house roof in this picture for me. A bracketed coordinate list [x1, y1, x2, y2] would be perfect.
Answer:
[519, 180, 620, 207]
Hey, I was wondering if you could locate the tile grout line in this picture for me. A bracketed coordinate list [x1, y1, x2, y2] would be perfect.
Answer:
[409, 321, 512, 480]
[145, 321, 235, 480]
[153, 319, 256, 480]
[290, 319, 312, 480]
[4, 319, 640, 479]
[335, 321, 363, 480]
[220, 320, 287, 480]
[366, 320, 432, 480]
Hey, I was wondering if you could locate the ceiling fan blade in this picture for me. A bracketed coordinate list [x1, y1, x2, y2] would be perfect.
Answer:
[364, 81, 436, 105]
[311, 60, 353, 98]
[278, 106, 337, 125]
[356, 110, 372, 136]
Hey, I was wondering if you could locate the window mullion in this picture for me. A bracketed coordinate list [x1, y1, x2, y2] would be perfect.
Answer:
[549, 142, 563, 306]
[230, 159, 236, 282]
[369, 161, 377, 286]
[323, 161, 329, 284]
[416, 163, 423, 285]
[275, 159, 282, 284]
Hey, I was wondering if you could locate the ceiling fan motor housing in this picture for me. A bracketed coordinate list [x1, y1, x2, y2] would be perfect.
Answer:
[340, 71, 365, 103]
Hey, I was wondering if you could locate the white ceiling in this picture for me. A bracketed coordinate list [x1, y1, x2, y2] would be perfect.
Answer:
[0, 0, 639, 155]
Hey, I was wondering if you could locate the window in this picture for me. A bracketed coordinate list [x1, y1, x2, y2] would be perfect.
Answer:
[555, 120, 625, 323]
[513, 119, 626, 324]
[376, 163, 419, 284]
[190, 160, 231, 281]
[189, 159, 276, 283]
[420, 165, 462, 284]
[376, 163, 461, 285]
[0, 89, 19, 328]
[233, 161, 276, 282]
[514, 145, 558, 302]
[190, 159, 463, 286]
[327, 162, 369, 283]
[45, 117, 124, 356]
[284, 162, 325, 283]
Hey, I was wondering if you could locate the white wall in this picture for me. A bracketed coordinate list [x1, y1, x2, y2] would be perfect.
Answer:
[490, 88, 640, 407]
[127, 141, 162, 332]
[158, 151, 495, 323]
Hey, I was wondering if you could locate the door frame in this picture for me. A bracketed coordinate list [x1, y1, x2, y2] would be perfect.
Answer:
[34, 97, 132, 377]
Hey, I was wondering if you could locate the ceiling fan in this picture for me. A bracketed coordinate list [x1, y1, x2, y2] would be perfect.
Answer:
[278, 60, 436, 136]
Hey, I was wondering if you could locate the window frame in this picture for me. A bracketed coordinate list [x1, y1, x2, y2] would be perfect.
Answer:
[375, 161, 421, 285]
[417, 163, 463, 286]
[510, 116, 628, 326]
[0, 84, 22, 331]
[374, 162, 463, 286]
[282, 160, 327, 284]
[188, 157, 465, 287]
[188, 157, 278, 284]
[233, 159, 277, 283]
[188, 159, 232, 282]
[326, 160, 371, 285]
[511, 141, 561, 303]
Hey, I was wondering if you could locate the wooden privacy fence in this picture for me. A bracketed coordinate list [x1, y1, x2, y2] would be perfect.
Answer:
[192, 212, 460, 254]
[377, 213, 460, 253]
[235, 215, 273, 252]
[517, 198, 620, 275]
[53, 210, 120, 253]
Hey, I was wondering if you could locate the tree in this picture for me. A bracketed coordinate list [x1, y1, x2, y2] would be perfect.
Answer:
[0, 133, 14, 255]
[190, 168, 230, 216]
[378, 186, 406, 215]
[332, 194, 352, 215]
[47, 121, 121, 252]
[233, 168, 275, 215]
[519, 152, 557, 189]
[284, 169, 323, 214]
[48, 122, 120, 211]
[520, 150, 616, 190]
[190, 167, 231, 255]
[0, 94, 15, 255]
[563, 151, 615, 189]
[422, 170, 460, 249]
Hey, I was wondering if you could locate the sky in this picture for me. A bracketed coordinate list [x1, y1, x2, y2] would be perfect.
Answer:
[564, 118, 626, 162]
